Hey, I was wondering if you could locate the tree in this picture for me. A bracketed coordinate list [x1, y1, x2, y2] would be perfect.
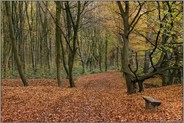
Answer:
[2, 4, 12, 78]
[5, 1, 29, 86]
[55, 1, 62, 86]
[116, 1, 145, 93]
[104, 33, 108, 71]
[118, 1, 183, 93]
[45, 1, 90, 87]
[61, 1, 89, 87]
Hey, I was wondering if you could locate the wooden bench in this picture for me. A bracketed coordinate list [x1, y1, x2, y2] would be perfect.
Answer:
[143, 96, 161, 112]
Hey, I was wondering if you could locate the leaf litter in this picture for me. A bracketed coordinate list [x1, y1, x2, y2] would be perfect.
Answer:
[1, 71, 182, 122]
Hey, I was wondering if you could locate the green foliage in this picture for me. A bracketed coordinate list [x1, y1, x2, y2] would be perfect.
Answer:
[88, 69, 101, 74]
[108, 65, 118, 70]
[2, 65, 106, 79]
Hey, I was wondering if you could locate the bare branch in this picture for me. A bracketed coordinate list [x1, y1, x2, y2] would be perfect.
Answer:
[129, 2, 145, 29]
[128, 8, 156, 35]
[65, 1, 75, 28]
[41, 1, 73, 51]
[134, 30, 163, 51]
[116, 1, 125, 21]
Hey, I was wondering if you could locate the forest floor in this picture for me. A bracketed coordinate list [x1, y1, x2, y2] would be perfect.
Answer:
[2, 71, 183, 122]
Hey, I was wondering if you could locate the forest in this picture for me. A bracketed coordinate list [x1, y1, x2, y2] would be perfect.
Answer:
[1, 1, 183, 122]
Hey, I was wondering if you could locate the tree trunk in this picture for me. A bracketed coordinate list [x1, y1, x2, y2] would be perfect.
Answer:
[2, 10, 12, 78]
[120, 48, 123, 72]
[105, 36, 108, 71]
[55, 1, 62, 86]
[144, 50, 151, 73]
[26, 2, 36, 72]
[98, 51, 102, 72]
[81, 60, 86, 74]
[117, 1, 136, 94]
[5, 1, 29, 86]
[41, 2, 50, 71]
[18, 2, 26, 73]
[122, 38, 134, 93]
[68, 55, 75, 87]
[116, 46, 119, 70]
[138, 81, 144, 92]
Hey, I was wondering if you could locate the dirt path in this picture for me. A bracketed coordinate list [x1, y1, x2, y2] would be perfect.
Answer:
[1, 71, 182, 122]
[76, 71, 125, 91]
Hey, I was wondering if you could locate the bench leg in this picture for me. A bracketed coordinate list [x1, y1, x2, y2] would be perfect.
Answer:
[151, 105, 157, 112]
[145, 101, 150, 109]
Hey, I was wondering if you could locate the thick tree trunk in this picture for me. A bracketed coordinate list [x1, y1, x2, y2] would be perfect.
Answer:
[42, 2, 50, 71]
[122, 37, 134, 93]
[117, 1, 147, 93]
[3, 47, 11, 78]
[35, 3, 39, 70]
[46, 34, 51, 71]
[19, 2, 26, 72]
[138, 81, 144, 92]
[68, 55, 75, 87]
[5, 2, 29, 86]
[2, 11, 12, 78]
[55, 1, 62, 86]
[144, 50, 151, 73]
[81, 60, 86, 74]
[117, 1, 137, 94]
[26, 2, 36, 72]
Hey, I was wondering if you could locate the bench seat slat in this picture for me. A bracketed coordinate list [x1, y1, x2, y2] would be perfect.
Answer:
[143, 96, 161, 106]
[142, 96, 161, 112]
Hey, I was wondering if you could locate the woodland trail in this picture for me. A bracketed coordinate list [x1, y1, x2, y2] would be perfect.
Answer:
[2, 71, 182, 122]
